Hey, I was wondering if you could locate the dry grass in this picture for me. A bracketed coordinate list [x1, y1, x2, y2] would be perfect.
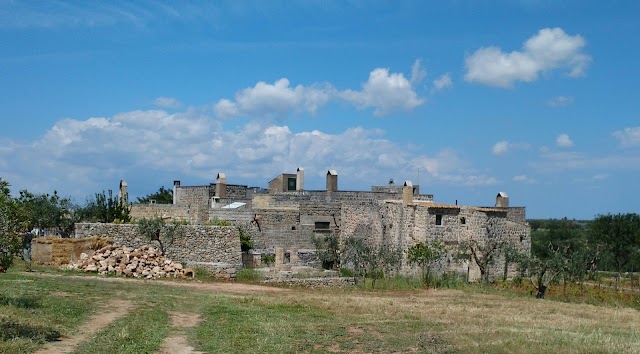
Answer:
[247, 288, 640, 353]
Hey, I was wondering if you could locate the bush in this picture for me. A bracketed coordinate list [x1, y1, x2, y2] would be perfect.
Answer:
[339, 267, 354, 277]
[431, 273, 467, 289]
[236, 268, 263, 282]
[262, 254, 275, 266]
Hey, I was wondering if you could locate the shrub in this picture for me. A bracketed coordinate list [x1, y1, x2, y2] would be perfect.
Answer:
[236, 268, 263, 282]
[262, 254, 275, 266]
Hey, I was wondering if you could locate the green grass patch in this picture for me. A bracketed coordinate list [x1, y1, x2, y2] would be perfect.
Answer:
[74, 305, 170, 354]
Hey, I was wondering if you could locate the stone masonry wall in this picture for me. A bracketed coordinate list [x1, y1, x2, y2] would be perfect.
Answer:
[339, 202, 531, 282]
[175, 186, 210, 207]
[74, 223, 241, 278]
[130, 204, 208, 224]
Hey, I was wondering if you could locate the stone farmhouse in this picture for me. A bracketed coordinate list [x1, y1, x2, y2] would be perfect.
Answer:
[113, 168, 531, 282]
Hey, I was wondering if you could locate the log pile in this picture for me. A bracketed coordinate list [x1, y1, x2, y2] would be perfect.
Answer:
[67, 245, 194, 279]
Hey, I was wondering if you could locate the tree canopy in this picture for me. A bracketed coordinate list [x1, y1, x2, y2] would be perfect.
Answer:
[136, 186, 173, 204]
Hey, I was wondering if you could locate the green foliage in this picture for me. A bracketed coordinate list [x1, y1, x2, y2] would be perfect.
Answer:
[239, 227, 253, 252]
[206, 216, 232, 226]
[312, 233, 340, 270]
[0, 178, 26, 271]
[16, 189, 78, 236]
[407, 241, 446, 287]
[589, 213, 640, 279]
[236, 268, 264, 282]
[261, 254, 275, 266]
[136, 186, 173, 204]
[136, 217, 185, 255]
[80, 191, 130, 224]
[341, 237, 402, 289]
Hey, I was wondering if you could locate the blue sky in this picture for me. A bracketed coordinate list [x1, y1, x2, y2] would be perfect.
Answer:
[1, 1, 639, 219]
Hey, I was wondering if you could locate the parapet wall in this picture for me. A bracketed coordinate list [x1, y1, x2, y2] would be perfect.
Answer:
[130, 204, 209, 224]
[74, 223, 242, 278]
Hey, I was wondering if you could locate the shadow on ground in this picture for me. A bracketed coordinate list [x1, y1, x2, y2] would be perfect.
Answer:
[0, 320, 61, 342]
[0, 294, 40, 309]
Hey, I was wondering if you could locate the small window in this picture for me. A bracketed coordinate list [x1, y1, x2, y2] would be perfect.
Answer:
[435, 214, 443, 226]
[460, 217, 466, 225]
[291, 226, 296, 230]
[315, 222, 330, 230]
[287, 177, 297, 191]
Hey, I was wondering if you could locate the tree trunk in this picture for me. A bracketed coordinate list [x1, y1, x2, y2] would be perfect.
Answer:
[503, 259, 508, 282]
[536, 284, 547, 299]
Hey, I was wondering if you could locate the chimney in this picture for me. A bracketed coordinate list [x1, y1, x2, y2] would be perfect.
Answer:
[402, 180, 413, 207]
[296, 167, 304, 191]
[326, 170, 338, 191]
[216, 173, 227, 199]
[496, 192, 509, 208]
[173, 180, 180, 204]
[119, 180, 128, 205]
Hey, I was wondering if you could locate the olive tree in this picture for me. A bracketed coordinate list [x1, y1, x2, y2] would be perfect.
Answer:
[407, 241, 446, 287]
[137, 217, 185, 255]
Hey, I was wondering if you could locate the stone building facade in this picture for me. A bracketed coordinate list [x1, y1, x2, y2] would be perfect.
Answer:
[127, 169, 530, 281]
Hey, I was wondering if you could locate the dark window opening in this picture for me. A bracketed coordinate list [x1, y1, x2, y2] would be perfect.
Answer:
[291, 226, 296, 230]
[287, 177, 297, 191]
[460, 217, 466, 225]
[520, 235, 524, 242]
[315, 221, 330, 230]
[436, 214, 443, 226]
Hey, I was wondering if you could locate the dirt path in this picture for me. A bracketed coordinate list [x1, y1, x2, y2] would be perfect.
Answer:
[26, 271, 289, 294]
[35, 299, 134, 354]
[156, 312, 204, 354]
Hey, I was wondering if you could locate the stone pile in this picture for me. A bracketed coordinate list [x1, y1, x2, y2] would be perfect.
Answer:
[67, 245, 194, 279]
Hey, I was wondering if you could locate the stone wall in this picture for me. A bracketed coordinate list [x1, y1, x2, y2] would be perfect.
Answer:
[339, 201, 531, 282]
[174, 185, 210, 207]
[74, 223, 241, 278]
[130, 204, 208, 224]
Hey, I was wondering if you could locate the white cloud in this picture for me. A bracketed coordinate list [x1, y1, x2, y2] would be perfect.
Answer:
[465, 27, 591, 88]
[513, 175, 536, 184]
[556, 133, 574, 148]
[154, 97, 182, 108]
[410, 59, 427, 84]
[492, 141, 510, 155]
[0, 108, 496, 198]
[432, 73, 453, 91]
[340, 67, 425, 116]
[214, 78, 335, 119]
[215, 62, 426, 119]
[613, 127, 640, 148]
[547, 96, 574, 108]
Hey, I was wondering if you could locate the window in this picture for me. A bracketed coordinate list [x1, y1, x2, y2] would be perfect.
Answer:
[460, 217, 466, 225]
[435, 214, 443, 226]
[287, 177, 297, 191]
[314, 222, 330, 230]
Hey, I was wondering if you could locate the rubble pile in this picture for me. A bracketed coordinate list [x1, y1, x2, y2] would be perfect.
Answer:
[67, 245, 194, 279]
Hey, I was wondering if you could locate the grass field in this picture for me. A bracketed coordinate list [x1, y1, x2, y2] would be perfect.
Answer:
[1, 265, 640, 353]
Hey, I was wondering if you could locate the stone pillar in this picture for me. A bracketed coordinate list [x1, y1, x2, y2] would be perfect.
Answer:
[275, 247, 284, 270]
[252, 253, 262, 268]
[296, 167, 304, 191]
[290, 248, 299, 265]
[326, 170, 338, 191]
[216, 173, 227, 199]
[173, 180, 180, 205]
[402, 180, 413, 207]
[119, 180, 128, 205]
